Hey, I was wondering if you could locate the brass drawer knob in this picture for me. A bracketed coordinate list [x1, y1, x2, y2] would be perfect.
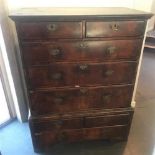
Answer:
[47, 23, 57, 31]
[59, 132, 67, 141]
[79, 64, 88, 71]
[57, 120, 63, 125]
[55, 120, 63, 128]
[29, 90, 34, 94]
[107, 46, 116, 55]
[102, 94, 111, 102]
[53, 97, 64, 104]
[49, 48, 61, 56]
[51, 73, 62, 80]
[79, 43, 88, 49]
[80, 88, 88, 95]
[110, 23, 119, 31]
[105, 70, 114, 76]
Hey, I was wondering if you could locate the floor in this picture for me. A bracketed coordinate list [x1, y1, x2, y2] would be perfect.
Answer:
[0, 49, 155, 155]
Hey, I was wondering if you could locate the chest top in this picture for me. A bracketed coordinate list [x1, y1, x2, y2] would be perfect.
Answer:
[10, 7, 152, 21]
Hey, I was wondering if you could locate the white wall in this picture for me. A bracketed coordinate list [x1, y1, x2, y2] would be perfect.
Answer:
[150, 0, 155, 29]
[151, 0, 155, 12]
[134, 0, 155, 30]
[133, 0, 153, 11]
[1, 0, 28, 122]
[6, 0, 153, 11]
[6, 0, 155, 30]
[6, 0, 134, 9]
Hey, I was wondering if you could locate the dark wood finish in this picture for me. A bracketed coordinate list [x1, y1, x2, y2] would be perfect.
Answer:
[32, 125, 129, 151]
[27, 63, 78, 88]
[29, 108, 133, 152]
[10, 7, 152, 153]
[86, 21, 146, 38]
[17, 22, 82, 39]
[31, 117, 83, 132]
[29, 85, 133, 115]
[22, 39, 142, 65]
[27, 62, 137, 88]
[85, 113, 130, 127]
[30, 109, 133, 134]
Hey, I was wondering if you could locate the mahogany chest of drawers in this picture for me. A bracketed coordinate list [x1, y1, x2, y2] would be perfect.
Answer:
[10, 7, 152, 152]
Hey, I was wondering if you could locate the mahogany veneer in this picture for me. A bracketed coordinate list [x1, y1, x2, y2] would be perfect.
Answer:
[10, 7, 152, 153]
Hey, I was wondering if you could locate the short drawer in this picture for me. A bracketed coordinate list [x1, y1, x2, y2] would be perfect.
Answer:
[29, 85, 133, 115]
[22, 39, 142, 65]
[86, 20, 145, 38]
[17, 22, 82, 39]
[33, 125, 128, 151]
[30, 117, 83, 133]
[27, 62, 137, 88]
[85, 113, 131, 128]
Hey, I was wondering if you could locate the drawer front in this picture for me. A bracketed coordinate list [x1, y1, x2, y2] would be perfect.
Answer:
[27, 63, 78, 88]
[30, 85, 133, 115]
[22, 39, 142, 65]
[31, 117, 83, 133]
[77, 62, 137, 86]
[85, 113, 131, 128]
[33, 125, 128, 150]
[17, 22, 82, 39]
[27, 62, 137, 88]
[86, 21, 145, 38]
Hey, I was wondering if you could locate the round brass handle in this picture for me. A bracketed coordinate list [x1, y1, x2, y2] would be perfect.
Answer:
[47, 23, 57, 31]
[29, 90, 34, 94]
[55, 120, 63, 128]
[80, 88, 88, 95]
[51, 73, 62, 80]
[105, 70, 114, 76]
[102, 94, 111, 102]
[107, 46, 116, 55]
[79, 64, 88, 71]
[57, 120, 63, 125]
[53, 97, 64, 104]
[79, 43, 88, 49]
[49, 48, 61, 56]
[59, 132, 67, 141]
[110, 23, 119, 31]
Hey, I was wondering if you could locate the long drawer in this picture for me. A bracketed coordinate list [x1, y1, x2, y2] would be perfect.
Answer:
[22, 39, 142, 65]
[17, 22, 83, 39]
[30, 109, 133, 132]
[27, 61, 137, 89]
[86, 20, 145, 38]
[32, 125, 129, 151]
[29, 85, 133, 115]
